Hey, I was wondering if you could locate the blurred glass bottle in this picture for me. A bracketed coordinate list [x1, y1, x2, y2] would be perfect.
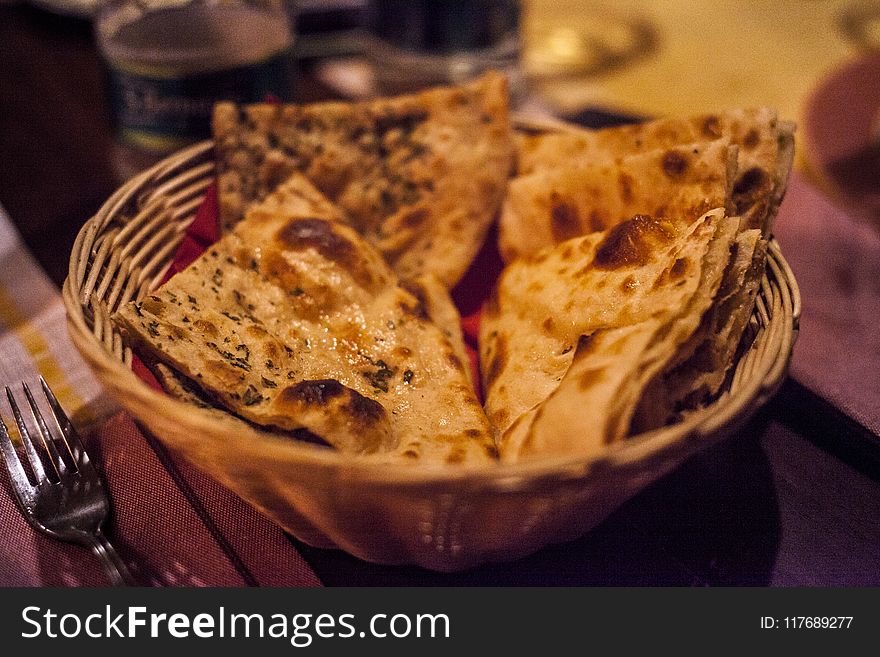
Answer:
[365, 0, 525, 102]
[96, 0, 296, 180]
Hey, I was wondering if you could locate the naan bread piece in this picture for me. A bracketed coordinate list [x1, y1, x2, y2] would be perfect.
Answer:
[213, 71, 515, 287]
[632, 229, 766, 430]
[481, 208, 732, 442]
[499, 138, 736, 262]
[517, 108, 795, 235]
[114, 176, 497, 465]
[494, 209, 739, 462]
[149, 361, 329, 445]
[508, 110, 795, 427]
[400, 274, 474, 390]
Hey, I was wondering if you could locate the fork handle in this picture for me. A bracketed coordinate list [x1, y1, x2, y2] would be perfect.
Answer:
[83, 530, 136, 586]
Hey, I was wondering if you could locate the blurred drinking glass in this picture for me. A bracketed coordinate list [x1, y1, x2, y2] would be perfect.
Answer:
[96, 0, 296, 180]
[364, 0, 525, 102]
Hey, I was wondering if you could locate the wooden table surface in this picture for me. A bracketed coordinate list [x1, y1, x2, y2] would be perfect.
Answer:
[2, 3, 878, 586]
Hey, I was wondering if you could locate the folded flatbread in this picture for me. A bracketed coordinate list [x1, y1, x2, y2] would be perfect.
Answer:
[631, 230, 766, 430]
[516, 107, 794, 237]
[114, 174, 498, 466]
[480, 208, 742, 461]
[506, 108, 795, 423]
[212, 71, 515, 288]
[499, 137, 737, 262]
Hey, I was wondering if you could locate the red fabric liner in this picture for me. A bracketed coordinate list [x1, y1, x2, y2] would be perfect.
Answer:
[135, 184, 502, 402]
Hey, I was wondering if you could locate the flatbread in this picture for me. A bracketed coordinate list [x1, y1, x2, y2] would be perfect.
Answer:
[631, 229, 766, 430]
[507, 109, 795, 432]
[114, 174, 498, 466]
[148, 360, 330, 445]
[480, 208, 738, 456]
[212, 71, 515, 287]
[494, 209, 739, 461]
[517, 108, 795, 235]
[499, 137, 736, 262]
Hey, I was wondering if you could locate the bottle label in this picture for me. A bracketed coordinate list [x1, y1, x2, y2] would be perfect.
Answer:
[105, 53, 294, 153]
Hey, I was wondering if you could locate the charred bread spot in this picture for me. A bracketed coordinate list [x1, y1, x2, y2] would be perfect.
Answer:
[550, 197, 582, 243]
[592, 215, 673, 269]
[701, 115, 722, 139]
[275, 218, 374, 288]
[401, 207, 429, 228]
[732, 167, 771, 214]
[280, 379, 387, 430]
[490, 407, 509, 429]
[400, 280, 429, 311]
[345, 390, 387, 426]
[742, 128, 760, 149]
[542, 317, 555, 333]
[484, 332, 508, 389]
[620, 275, 638, 294]
[445, 444, 468, 464]
[244, 324, 270, 339]
[447, 351, 464, 371]
[193, 319, 219, 338]
[589, 210, 607, 233]
[661, 149, 689, 178]
[398, 285, 430, 321]
[282, 378, 345, 405]
[464, 428, 484, 438]
[261, 157, 295, 194]
[670, 257, 689, 279]
[618, 172, 635, 203]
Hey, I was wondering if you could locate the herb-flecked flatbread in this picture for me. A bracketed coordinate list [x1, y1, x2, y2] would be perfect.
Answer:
[113, 174, 498, 466]
[213, 71, 515, 288]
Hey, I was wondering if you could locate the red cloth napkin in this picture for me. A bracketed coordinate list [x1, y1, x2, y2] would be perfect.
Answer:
[773, 172, 880, 437]
[0, 412, 322, 586]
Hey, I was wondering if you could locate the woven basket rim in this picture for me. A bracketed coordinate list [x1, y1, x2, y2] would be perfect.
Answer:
[62, 120, 801, 488]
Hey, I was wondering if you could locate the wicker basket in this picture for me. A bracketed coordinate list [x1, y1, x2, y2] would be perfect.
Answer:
[63, 127, 800, 572]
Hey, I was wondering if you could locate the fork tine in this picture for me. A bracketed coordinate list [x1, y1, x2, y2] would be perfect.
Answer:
[0, 411, 36, 505]
[22, 382, 68, 479]
[39, 377, 90, 474]
[6, 386, 48, 484]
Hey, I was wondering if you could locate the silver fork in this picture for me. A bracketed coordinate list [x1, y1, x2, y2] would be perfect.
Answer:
[0, 378, 134, 586]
